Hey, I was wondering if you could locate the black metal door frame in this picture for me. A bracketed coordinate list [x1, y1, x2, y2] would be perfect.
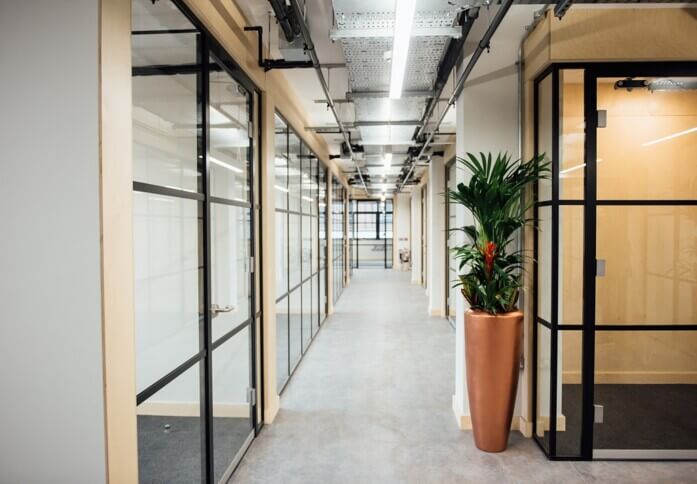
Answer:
[133, 0, 262, 480]
[532, 61, 697, 461]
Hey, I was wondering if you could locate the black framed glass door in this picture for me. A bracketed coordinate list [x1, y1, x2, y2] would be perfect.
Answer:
[587, 65, 697, 459]
[533, 62, 697, 461]
[131, 0, 259, 481]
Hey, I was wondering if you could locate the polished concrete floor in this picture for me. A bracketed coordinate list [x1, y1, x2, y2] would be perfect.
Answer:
[231, 269, 697, 484]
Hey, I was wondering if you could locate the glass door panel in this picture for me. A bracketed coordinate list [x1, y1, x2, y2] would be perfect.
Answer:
[596, 77, 697, 201]
[137, 363, 202, 484]
[133, 193, 202, 393]
[210, 203, 250, 342]
[211, 326, 253, 482]
[593, 74, 697, 459]
[208, 61, 250, 203]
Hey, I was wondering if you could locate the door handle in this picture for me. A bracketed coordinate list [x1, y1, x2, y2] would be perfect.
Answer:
[211, 304, 235, 317]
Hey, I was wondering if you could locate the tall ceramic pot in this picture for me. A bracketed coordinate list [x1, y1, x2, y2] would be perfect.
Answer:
[465, 309, 523, 452]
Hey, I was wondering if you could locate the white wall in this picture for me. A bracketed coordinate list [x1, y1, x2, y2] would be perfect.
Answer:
[392, 194, 411, 270]
[0, 1, 107, 482]
[410, 186, 422, 284]
[452, 5, 536, 429]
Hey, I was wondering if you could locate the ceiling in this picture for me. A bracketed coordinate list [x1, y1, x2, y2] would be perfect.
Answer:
[235, 1, 552, 196]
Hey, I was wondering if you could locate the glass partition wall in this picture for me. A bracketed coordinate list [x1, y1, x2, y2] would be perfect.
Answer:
[533, 63, 697, 460]
[274, 113, 327, 392]
[131, 1, 260, 481]
[350, 199, 393, 268]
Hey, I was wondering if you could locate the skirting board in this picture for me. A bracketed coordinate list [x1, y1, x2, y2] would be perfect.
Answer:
[137, 401, 249, 418]
[562, 371, 697, 384]
[535, 415, 568, 437]
[452, 396, 529, 435]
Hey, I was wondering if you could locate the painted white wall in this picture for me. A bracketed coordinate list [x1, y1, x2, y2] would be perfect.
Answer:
[410, 186, 422, 284]
[427, 156, 446, 316]
[0, 1, 107, 482]
[392, 194, 411, 270]
[452, 5, 537, 429]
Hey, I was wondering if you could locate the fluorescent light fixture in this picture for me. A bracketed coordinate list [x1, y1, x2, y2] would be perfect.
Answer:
[389, 0, 416, 99]
[642, 126, 697, 147]
[302, 196, 314, 202]
[209, 156, 244, 173]
[275, 156, 287, 166]
[274, 184, 289, 193]
[384, 152, 393, 168]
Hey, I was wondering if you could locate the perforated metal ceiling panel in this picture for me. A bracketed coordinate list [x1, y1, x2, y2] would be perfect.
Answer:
[329, 0, 463, 191]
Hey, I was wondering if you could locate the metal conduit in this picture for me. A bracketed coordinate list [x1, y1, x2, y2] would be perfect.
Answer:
[287, 0, 369, 195]
[400, 0, 514, 191]
[414, 7, 479, 142]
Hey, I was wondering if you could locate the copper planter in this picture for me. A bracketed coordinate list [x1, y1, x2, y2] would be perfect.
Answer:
[465, 309, 523, 452]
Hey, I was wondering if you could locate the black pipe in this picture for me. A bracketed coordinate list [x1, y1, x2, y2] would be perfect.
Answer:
[245, 26, 313, 71]
[414, 8, 479, 143]
[287, 0, 369, 194]
[268, 0, 296, 42]
[400, 0, 514, 190]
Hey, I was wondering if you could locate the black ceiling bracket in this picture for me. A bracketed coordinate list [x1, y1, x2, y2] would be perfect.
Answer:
[244, 26, 313, 71]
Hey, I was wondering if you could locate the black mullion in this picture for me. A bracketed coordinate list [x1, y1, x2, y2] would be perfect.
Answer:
[581, 67, 598, 461]
[596, 199, 697, 206]
[211, 319, 252, 351]
[132, 28, 198, 35]
[255, 90, 265, 429]
[537, 200, 585, 207]
[200, 33, 215, 483]
[595, 324, 697, 331]
[210, 196, 252, 208]
[133, 181, 204, 201]
[549, 67, 560, 458]
[136, 350, 206, 405]
[285, 124, 291, 381]
[300, 145, 306, 353]
[246, 88, 257, 433]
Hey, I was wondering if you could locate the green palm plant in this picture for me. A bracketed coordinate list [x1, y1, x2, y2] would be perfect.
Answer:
[446, 152, 549, 314]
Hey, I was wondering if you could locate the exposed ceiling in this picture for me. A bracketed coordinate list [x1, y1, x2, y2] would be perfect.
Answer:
[237, 0, 692, 198]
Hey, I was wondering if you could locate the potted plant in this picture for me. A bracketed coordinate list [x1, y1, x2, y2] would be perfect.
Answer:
[447, 152, 549, 452]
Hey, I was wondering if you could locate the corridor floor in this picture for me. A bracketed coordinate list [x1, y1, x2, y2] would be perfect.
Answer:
[230, 270, 697, 484]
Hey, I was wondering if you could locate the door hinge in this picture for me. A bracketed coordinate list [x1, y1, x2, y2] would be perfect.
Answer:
[247, 387, 257, 406]
[596, 259, 606, 277]
[597, 109, 607, 128]
[594, 404, 604, 423]
[249, 256, 255, 273]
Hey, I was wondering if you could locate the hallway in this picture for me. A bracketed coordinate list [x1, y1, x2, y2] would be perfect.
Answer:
[230, 270, 696, 483]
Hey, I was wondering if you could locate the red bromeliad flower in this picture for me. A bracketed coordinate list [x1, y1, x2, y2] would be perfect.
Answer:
[481, 241, 497, 277]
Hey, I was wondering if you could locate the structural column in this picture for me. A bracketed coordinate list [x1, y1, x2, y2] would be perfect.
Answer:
[410, 186, 422, 284]
[260, 91, 281, 423]
[451, 51, 523, 430]
[427, 154, 446, 316]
